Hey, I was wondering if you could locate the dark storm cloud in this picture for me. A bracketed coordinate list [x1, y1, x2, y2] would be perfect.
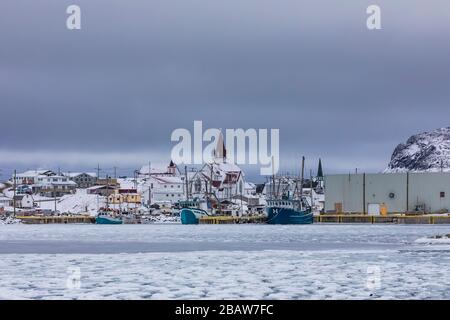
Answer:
[1, 0, 450, 177]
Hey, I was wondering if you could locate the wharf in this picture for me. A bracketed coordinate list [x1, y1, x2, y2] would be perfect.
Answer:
[315, 214, 450, 224]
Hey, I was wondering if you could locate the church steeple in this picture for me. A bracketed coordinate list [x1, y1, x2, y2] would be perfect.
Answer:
[213, 131, 227, 162]
[167, 160, 176, 175]
[317, 158, 323, 180]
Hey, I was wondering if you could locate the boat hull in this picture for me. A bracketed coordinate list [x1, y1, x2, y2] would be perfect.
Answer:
[95, 216, 123, 225]
[180, 208, 209, 224]
[266, 207, 313, 225]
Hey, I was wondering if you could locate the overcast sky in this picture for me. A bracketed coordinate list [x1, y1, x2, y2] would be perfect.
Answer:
[1, 0, 450, 180]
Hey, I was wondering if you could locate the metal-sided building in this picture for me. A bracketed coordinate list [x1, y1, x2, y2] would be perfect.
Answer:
[324, 172, 450, 214]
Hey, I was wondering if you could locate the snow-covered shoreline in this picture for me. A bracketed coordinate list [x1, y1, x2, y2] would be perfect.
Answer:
[415, 234, 450, 244]
[0, 216, 21, 225]
[0, 224, 448, 299]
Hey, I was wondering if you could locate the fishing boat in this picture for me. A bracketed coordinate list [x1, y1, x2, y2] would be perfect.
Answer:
[95, 208, 123, 224]
[179, 199, 211, 224]
[265, 156, 314, 225]
[266, 197, 313, 224]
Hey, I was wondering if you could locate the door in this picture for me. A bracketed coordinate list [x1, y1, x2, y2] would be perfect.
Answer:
[368, 203, 380, 215]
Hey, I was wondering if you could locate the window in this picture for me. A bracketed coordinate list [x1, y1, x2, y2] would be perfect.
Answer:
[440, 191, 445, 198]
[195, 179, 201, 192]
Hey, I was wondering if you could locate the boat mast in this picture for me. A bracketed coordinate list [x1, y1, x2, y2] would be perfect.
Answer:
[106, 173, 110, 210]
[271, 156, 276, 199]
[310, 168, 313, 208]
[148, 161, 152, 207]
[300, 156, 305, 200]
[184, 165, 189, 201]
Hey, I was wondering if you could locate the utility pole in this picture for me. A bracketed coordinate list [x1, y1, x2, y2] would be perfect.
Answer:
[148, 161, 152, 207]
[210, 164, 213, 195]
[113, 166, 117, 179]
[96, 164, 101, 180]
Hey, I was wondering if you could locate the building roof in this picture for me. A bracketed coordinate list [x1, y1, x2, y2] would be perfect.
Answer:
[151, 176, 184, 184]
[139, 165, 169, 175]
[87, 185, 116, 190]
[37, 180, 77, 186]
[15, 170, 55, 178]
[214, 162, 242, 173]
[65, 172, 97, 178]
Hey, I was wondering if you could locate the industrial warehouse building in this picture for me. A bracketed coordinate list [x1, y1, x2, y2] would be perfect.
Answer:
[324, 172, 450, 214]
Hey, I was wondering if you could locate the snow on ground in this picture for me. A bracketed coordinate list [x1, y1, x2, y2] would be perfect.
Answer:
[38, 189, 105, 216]
[0, 248, 449, 299]
[0, 224, 449, 299]
[415, 234, 450, 244]
[0, 216, 21, 225]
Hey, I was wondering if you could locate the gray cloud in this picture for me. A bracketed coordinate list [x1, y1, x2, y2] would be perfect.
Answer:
[1, 0, 450, 180]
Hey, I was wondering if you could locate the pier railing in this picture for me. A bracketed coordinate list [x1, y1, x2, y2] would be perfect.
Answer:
[199, 215, 267, 224]
[15, 215, 95, 224]
[315, 214, 450, 224]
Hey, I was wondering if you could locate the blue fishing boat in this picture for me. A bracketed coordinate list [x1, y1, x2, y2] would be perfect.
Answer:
[266, 198, 313, 224]
[179, 199, 211, 224]
[95, 209, 123, 224]
[265, 156, 314, 224]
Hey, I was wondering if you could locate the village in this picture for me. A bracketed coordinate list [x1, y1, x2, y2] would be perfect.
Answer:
[3, 132, 450, 225]
[0, 137, 326, 224]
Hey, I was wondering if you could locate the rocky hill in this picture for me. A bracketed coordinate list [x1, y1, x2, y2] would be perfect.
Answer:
[385, 127, 450, 172]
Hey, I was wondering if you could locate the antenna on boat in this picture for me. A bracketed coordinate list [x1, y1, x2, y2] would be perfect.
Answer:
[106, 173, 110, 210]
[148, 161, 152, 208]
[271, 156, 276, 199]
[184, 166, 189, 201]
[310, 168, 314, 209]
[300, 156, 305, 200]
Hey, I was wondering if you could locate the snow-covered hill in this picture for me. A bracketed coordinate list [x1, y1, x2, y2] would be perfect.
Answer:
[38, 189, 106, 216]
[385, 127, 450, 173]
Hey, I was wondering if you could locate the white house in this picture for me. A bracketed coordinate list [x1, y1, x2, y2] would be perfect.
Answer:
[142, 175, 185, 205]
[11, 170, 56, 185]
[12, 194, 34, 209]
[0, 195, 11, 209]
[11, 170, 76, 197]
[33, 175, 77, 197]
[138, 161, 185, 205]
